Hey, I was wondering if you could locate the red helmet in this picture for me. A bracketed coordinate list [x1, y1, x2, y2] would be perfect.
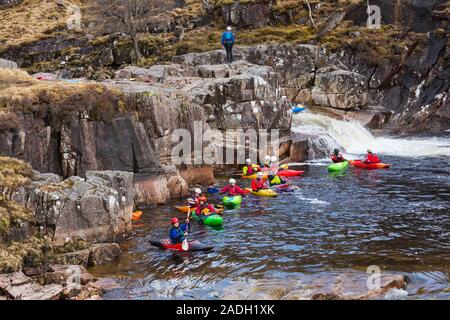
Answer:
[171, 217, 179, 224]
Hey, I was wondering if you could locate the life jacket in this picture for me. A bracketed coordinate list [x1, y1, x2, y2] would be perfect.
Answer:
[252, 178, 267, 191]
[331, 154, 345, 163]
[244, 164, 254, 175]
[169, 227, 185, 244]
[226, 185, 238, 195]
[269, 175, 282, 186]
[366, 153, 380, 164]
[196, 203, 215, 215]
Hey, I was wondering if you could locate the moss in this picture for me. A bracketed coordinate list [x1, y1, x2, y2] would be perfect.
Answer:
[0, 236, 91, 273]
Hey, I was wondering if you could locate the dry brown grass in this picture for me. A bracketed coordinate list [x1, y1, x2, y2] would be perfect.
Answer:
[0, 0, 86, 50]
[0, 69, 123, 125]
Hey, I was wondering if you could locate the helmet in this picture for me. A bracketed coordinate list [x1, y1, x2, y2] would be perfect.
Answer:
[198, 196, 207, 202]
[227, 26, 232, 31]
[194, 188, 202, 195]
[334, 148, 340, 155]
[229, 178, 236, 185]
[367, 149, 373, 154]
[264, 155, 271, 162]
[257, 172, 263, 178]
[245, 159, 251, 165]
[171, 217, 179, 224]
[271, 156, 277, 163]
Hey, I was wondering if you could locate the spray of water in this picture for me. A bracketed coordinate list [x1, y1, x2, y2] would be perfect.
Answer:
[292, 112, 450, 158]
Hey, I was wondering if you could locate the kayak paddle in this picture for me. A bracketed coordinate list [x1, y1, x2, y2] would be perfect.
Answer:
[182, 207, 190, 251]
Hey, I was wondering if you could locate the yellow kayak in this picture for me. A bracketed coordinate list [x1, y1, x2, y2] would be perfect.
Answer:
[251, 189, 278, 197]
[241, 174, 268, 180]
[175, 206, 224, 214]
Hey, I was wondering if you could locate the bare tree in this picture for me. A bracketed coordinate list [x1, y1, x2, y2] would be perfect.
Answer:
[305, 0, 316, 28]
[97, 0, 160, 61]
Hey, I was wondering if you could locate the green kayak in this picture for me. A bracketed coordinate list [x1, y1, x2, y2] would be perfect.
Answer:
[223, 195, 242, 206]
[328, 160, 349, 172]
[191, 211, 223, 226]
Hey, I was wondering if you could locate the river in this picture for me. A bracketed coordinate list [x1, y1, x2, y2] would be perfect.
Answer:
[90, 112, 450, 300]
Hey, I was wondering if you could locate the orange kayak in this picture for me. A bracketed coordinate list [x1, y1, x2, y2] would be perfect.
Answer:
[132, 210, 143, 221]
[349, 160, 391, 170]
[175, 206, 224, 214]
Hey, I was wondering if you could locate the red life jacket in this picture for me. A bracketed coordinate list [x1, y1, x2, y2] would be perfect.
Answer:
[365, 153, 380, 164]
[252, 178, 267, 191]
[220, 185, 244, 195]
[331, 154, 345, 163]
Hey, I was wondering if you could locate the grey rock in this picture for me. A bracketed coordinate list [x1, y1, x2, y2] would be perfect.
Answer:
[88, 243, 121, 266]
[0, 58, 18, 69]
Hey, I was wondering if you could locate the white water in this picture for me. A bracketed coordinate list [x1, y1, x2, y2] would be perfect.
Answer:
[292, 112, 450, 158]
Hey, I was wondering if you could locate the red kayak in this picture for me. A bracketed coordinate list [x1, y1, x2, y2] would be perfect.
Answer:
[349, 160, 391, 170]
[149, 239, 213, 252]
[278, 170, 305, 177]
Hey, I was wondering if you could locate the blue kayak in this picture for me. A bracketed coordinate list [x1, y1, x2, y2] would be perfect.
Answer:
[292, 106, 307, 114]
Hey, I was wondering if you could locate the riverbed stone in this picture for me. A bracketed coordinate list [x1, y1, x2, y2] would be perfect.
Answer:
[88, 243, 121, 266]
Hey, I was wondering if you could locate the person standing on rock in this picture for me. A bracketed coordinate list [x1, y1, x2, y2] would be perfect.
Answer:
[222, 26, 235, 63]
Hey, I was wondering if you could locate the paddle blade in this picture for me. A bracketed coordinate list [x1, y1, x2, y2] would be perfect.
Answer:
[182, 239, 189, 251]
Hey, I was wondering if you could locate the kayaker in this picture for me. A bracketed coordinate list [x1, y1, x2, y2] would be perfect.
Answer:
[331, 148, 346, 163]
[221, 26, 235, 63]
[195, 196, 216, 217]
[364, 149, 381, 164]
[268, 171, 286, 187]
[270, 156, 279, 172]
[252, 172, 268, 191]
[169, 217, 189, 244]
[260, 155, 272, 172]
[220, 178, 246, 196]
[189, 188, 202, 206]
[242, 158, 260, 176]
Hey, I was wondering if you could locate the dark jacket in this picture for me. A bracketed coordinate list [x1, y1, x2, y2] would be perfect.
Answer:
[169, 223, 189, 244]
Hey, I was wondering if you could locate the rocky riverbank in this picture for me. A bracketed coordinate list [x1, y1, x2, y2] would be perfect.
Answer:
[0, 0, 448, 300]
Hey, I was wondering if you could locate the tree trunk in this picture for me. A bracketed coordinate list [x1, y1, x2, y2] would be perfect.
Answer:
[131, 34, 142, 62]
[305, 0, 316, 28]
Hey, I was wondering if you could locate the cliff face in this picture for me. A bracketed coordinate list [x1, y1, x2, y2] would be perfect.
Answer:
[1, 0, 447, 133]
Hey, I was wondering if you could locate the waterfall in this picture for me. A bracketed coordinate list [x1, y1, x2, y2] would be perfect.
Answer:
[292, 112, 450, 158]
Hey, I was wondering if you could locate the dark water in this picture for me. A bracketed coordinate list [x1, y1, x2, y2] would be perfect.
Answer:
[90, 155, 450, 299]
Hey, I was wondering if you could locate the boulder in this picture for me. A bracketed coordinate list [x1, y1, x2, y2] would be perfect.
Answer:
[179, 166, 215, 187]
[134, 173, 172, 205]
[38, 265, 94, 286]
[88, 243, 121, 266]
[55, 249, 90, 267]
[220, 2, 272, 28]
[88, 278, 120, 292]
[0, 272, 63, 300]
[0, 58, 18, 69]
[312, 69, 368, 109]
[19, 171, 134, 243]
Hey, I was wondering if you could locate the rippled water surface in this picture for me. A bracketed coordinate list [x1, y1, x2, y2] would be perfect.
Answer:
[90, 155, 450, 299]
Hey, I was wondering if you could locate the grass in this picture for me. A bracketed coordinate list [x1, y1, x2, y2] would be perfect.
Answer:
[0, 69, 124, 126]
[0, 156, 33, 199]
[0, 0, 86, 52]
